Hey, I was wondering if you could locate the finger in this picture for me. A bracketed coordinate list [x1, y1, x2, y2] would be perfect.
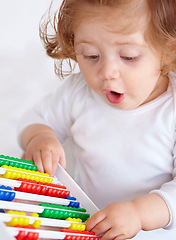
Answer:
[25, 150, 33, 162]
[86, 211, 106, 231]
[90, 218, 111, 236]
[58, 151, 66, 169]
[101, 229, 125, 240]
[21, 153, 26, 160]
[33, 151, 44, 173]
[41, 149, 53, 175]
[51, 152, 62, 176]
[114, 234, 127, 240]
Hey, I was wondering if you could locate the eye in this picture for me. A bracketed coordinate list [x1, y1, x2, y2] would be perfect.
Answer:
[120, 56, 139, 62]
[84, 55, 99, 61]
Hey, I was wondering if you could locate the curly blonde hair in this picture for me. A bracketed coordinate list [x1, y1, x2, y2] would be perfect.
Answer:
[39, 0, 176, 78]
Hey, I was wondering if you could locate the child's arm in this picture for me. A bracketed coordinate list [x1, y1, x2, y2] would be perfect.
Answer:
[86, 193, 170, 240]
[20, 124, 66, 176]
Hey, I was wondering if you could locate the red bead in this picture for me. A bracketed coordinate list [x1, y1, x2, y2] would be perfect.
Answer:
[52, 189, 57, 197]
[23, 231, 39, 240]
[15, 231, 26, 240]
[56, 190, 61, 197]
[64, 235, 72, 240]
[26, 183, 32, 193]
[40, 186, 47, 195]
[35, 185, 41, 194]
[46, 188, 53, 196]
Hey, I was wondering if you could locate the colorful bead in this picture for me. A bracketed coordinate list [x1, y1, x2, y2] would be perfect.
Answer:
[32, 220, 41, 229]
[66, 218, 82, 222]
[39, 203, 86, 213]
[29, 213, 39, 218]
[0, 189, 15, 201]
[39, 208, 90, 222]
[69, 223, 86, 231]
[15, 231, 39, 240]
[6, 217, 30, 227]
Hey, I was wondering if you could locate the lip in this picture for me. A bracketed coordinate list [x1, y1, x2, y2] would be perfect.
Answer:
[103, 90, 125, 104]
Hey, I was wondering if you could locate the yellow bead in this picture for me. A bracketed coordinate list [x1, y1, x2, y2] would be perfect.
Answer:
[16, 172, 22, 179]
[21, 173, 26, 179]
[10, 217, 18, 226]
[39, 177, 44, 182]
[69, 223, 76, 230]
[4, 170, 12, 179]
[7, 210, 14, 215]
[11, 171, 17, 179]
[48, 178, 53, 183]
[66, 218, 82, 222]
[79, 224, 86, 231]
[32, 220, 41, 229]
[24, 217, 30, 226]
[29, 213, 39, 217]
[75, 218, 82, 222]
[69, 223, 86, 231]
[18, 217, 23, 226]
[30, 175, 35, 181]
[1, 165, 8, 168]
[45, 178, 50, 183]
[19, 212, 26, 216]
[34, 176, 40, 182]
[26, 174, 31, 180]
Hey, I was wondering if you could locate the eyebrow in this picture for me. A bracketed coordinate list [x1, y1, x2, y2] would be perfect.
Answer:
[75, 39, 147, 48]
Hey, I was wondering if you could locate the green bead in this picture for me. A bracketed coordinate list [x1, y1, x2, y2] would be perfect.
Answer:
[4, 160, 9, 166]
[40, 209, 50, 218]
[0, 159, 9, 166]
[58, 211, 64, 219]
[53, 210, 59, 219]
[49, 209, 55, 218]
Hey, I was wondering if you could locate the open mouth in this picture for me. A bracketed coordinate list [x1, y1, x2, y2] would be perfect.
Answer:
[103, 90, 124, 104]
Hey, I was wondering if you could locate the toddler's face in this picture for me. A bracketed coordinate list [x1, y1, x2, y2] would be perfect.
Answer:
[74, 6, 168, 110]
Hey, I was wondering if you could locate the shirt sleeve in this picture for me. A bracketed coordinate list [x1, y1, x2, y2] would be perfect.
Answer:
[151, 130, 176, 230]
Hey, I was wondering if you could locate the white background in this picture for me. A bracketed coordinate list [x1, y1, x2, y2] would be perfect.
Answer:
[0, 0, 63, 157]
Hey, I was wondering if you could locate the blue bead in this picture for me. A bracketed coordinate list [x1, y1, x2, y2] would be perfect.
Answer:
[68, 201, 80, 208]
[4, 191, 10, 200]
[0, 190, 5, 200]
[8, 192, 15, 201]
[66, 196, 76, 200]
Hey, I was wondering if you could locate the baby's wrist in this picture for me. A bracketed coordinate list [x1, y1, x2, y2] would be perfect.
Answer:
[27, 126, 58, 146]
[132, 193, 170, 231]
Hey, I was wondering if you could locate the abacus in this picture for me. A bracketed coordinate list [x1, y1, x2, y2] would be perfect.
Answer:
[0, 155, 99, 240]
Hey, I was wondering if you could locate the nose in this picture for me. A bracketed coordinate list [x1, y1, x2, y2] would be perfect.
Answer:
[98, 58, 120, 81]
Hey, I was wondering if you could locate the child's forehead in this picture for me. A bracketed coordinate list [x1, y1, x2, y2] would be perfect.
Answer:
[73, 0, 150, 35]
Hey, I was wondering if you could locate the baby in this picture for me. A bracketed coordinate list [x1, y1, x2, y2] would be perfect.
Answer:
[18, 0, 176, 239]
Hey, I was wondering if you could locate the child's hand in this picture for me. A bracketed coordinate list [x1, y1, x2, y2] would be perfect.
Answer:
[86, 201, 142, 240]
[21, 124, 66, 177]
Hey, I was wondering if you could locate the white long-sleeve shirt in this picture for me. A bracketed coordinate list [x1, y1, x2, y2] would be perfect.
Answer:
[18, 71, 176, 239]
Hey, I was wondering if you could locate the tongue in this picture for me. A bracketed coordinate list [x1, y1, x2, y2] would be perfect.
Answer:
[106, 91, 124, 104]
